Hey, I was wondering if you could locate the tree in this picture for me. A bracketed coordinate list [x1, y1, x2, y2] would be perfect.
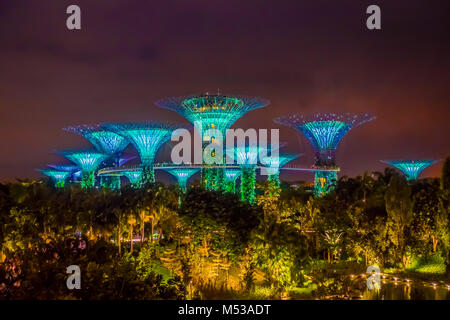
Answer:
[385, 175, 413, 268]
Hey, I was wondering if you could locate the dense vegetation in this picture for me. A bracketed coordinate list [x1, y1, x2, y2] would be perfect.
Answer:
[0, 158, 449, 300]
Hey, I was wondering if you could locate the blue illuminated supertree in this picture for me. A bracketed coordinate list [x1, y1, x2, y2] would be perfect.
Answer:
[120, 170, 142, 188]
[261, 153, 300, 188]
[57, 150, 108, 188]
[381, 159, 440, 181]
[163, 167, 201, 193]
[224, 169, 241, 193]
[275, 113, 375, 195]
[103, 122, 177, 186]
[64, 124, 130, 189]
[39, 169, 71, 187]
[156, 94, 269, 190]
[47, 164, 79, 183]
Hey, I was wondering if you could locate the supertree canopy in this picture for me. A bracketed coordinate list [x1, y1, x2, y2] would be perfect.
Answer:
[58, 150, 108, 188]
[261, 153, 300, 188]
[103, 122, 177, 186]
[163, 168, 201, 193]
[156, 94, 269, 140]
[120, 170, 142, 188]
[39, 169, 71, 187]
[274, 113, 375, 167]
[224, 169, 241, 193]
[156, 94, 269, 191]
[64, 124, 130, 189]
[47, 164, 79, 172]
[381, 159, 440, 181]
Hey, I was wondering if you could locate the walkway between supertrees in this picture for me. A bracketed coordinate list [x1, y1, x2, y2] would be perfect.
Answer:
[275, 113, 375, 196]
[64, 124, 130, 189]
[260, 153, 301, 188]
[156, 93, 269, 191]
[38, 169, 71, 187]
[381, 159, 440, 181]
[57, 150, 108, 188]
[103, 121, 177, 187]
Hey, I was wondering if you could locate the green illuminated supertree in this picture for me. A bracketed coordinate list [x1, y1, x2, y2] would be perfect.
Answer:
[57, 150, 108, 188]
[261, 153, 300, 188]
[103, 122, 177, 186]
[163, 167, 201, 193]
[381, 159, 440, 181]
[156, 94, 269, 190]
[64, 124, 130, 189]
[39, 169, 71, 187]
[225, 169, 241, 193]
[275, 113, 375, 195]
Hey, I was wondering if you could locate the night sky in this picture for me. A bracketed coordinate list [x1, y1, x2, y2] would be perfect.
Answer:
[0, 0, 449, 183]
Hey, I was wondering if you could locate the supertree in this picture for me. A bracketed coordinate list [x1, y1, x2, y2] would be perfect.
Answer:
[57, 150, 108, 188]
[224, 169, 241, 193]
[103, 122, 177, 186]
[227, 145, 281, 204]
[64, 124, 130, 189]
[156, 94, 269, 190]
[381, 159, 440, 181]
[39, 169, 71, 187]
[120, 170, 142, 188]
[163, 167, 201, 193]
[260, 153, 300, 188]
[275, 113, 375, 195]
[47, 164, 79, 183]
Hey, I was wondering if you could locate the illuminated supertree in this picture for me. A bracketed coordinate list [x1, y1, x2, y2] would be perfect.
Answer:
[57, 150, 108, 188]
[47, 164, 79, 183]
[227, 145, 281, 204]
[39, 169, 71, 187]
[156, 94, 269, 190]
[103, 122, 177, 186]
[261, 153, 300, 188]
[381, 159, 440, 181]
[64, 124, 130, 189]
[121, 170, 142, 188]
[163, 168, 201, 193]
[224, 169, 241, 193]
[275, 113, 375, 195]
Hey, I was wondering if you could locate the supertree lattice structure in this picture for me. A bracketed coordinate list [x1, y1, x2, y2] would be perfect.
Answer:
[156, 94, 269, 191]
[64, 124, 130, 189]
[163, 168, 201, 193]
[103, 122, 177, 186]
[57, 150, 108, 188]
[260, 153, 301, 188]
[381, 159, 440, 181]
[224, 169, 241, 193]
[47, 164, 79, 182]
[274, 113, 375, 167]
[39, 169, 71, 187]
[121, 170, 142, 188]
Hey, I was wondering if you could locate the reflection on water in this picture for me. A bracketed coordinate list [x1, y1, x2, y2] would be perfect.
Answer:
[362, 281, 449, 300]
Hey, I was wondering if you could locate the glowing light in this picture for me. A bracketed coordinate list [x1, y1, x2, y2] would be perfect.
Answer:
[39, 169, 71, 187]
[163, 168, 201, 192]
[381, 159, 440, 181]
[57, 150, 108, 188]
[103, 122, 177, 185]
[275, 113, 375, 167]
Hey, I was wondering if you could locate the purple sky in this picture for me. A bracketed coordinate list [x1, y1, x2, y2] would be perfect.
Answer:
[0, 0, 449, 183]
